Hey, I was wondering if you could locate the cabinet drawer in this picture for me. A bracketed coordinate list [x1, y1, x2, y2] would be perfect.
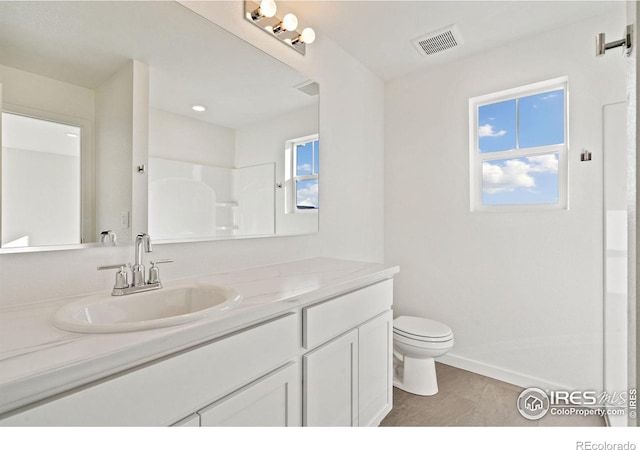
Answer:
[303, 279, 393, 350]
[0, 313, 298, 426]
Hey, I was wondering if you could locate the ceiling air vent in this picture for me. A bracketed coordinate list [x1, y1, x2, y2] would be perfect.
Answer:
[295, 80, 319, 96]
[411, 24, 463, 56]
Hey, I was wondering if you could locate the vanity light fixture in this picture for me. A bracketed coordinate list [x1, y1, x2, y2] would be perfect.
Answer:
[250, 0, 277, 21]
[273, 13, 298, 35]
[191, 104, 207, 112]
[292, 27, 316, 46]
[245, 1, 315, 55]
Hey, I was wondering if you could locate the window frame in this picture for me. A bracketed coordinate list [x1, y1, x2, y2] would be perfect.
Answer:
[468, 76, 569, 212]
[285, 133, 319, 214]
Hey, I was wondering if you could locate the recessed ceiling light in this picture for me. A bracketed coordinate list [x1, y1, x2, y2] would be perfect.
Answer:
[66, 132, 79, 138]
[191, 104, 207, 112]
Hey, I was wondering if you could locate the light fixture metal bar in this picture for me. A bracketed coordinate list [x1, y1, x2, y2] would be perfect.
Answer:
[244, 0, 307, 55]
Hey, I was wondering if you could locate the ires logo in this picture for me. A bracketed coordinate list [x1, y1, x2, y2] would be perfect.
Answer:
[517, 387, 635, 420]
[549, 391, 628, 407]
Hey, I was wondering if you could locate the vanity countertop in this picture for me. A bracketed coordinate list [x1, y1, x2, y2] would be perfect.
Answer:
[0, 257, 398, 416]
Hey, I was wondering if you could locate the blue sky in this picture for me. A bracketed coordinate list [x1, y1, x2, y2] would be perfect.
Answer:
[295, 140, 319, 208]
[296, 140, 319, 176]
[478, 89, 563, 205]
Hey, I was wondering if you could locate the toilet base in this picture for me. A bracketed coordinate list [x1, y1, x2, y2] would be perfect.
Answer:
[393, 355, 438, 396]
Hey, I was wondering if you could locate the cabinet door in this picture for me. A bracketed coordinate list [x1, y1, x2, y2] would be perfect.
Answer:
[198, 362, 300, 427]
[358, 311, 393, 426]
[303, 329, 358, 426]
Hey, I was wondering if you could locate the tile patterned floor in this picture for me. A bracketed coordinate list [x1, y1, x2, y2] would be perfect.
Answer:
[380, 363, 605, 427]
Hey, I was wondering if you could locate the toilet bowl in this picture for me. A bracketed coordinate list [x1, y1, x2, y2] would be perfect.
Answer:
[393, 315, 454, 396]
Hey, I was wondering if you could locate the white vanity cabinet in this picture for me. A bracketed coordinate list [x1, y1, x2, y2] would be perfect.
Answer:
[357, 311, 394, 426]
[304, 329, 359, 426]
[302, 280, 394, 427]
[0, 272, 395, 427]
[0, 313, 299, 426]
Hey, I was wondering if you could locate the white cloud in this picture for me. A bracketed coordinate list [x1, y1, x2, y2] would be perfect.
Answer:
[297, 181, 319, 208]
[527, 154, 558, 173]
[297, 163, 312, 173]
[478, 124, 507, 138]
[482, 154, 558, 194]
[541, 93, 557, 101]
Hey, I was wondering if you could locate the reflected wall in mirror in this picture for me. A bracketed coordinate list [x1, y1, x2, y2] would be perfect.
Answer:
[0, 1, 319, 252]
[2, 112, 81, 248]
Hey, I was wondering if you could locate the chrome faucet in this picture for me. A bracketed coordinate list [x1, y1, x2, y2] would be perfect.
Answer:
[132, 233, 152, 287]
[99, 230, 117, 246]
[98, 233, 173, 296]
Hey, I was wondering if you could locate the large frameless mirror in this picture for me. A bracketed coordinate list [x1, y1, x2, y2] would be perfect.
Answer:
[0, 1, 319, 252]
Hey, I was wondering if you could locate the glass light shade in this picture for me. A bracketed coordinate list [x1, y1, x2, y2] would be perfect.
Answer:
[300, 27, 316, 44]
[260, 0, 277, 18]
[282, 13, 298, 31]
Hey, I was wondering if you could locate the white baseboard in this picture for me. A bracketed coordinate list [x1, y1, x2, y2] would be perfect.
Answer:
[437, 353, 571, 392]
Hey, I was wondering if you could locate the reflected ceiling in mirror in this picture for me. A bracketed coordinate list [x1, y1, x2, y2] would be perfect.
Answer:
[0, 1, 319, 252]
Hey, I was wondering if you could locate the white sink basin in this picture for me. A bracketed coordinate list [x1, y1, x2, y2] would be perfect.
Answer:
[52, 284, 242, 333]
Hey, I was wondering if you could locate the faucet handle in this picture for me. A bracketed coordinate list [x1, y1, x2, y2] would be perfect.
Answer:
[97, 263, 129, 271]
[149, 259, 173, 265]
[148, 259, 173, 285]
[98, 263, 130, 290]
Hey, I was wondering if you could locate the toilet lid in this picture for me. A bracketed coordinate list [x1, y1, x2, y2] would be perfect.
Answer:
[393, 316, 453, 340]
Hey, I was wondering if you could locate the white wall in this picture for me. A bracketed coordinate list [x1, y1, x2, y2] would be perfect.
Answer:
[0, 2, 384, 308]
[131, 60, 150, 244]
[385, 13, 626, 391]
[96, 62, 134, 242]
[235, 104, 318, 235]
[2, 148, 80, 246]
[149, 107, 235, 167]
[0, 64, 94, 120]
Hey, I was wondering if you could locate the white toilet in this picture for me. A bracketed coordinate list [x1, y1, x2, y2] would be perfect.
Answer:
[393, 315, 454, 396]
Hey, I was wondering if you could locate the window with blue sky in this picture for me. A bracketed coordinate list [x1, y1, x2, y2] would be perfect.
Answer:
[472, 79, 567, 209]
[294, 138, 319, 210]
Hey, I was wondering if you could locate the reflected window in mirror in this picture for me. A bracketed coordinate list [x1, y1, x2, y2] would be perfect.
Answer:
[287, 134, 319, 212]
[1, 112, 82, 248]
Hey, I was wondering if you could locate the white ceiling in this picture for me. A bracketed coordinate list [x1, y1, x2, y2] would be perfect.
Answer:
[0, 0, 625, 126]
[282, 0, 626, 80]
